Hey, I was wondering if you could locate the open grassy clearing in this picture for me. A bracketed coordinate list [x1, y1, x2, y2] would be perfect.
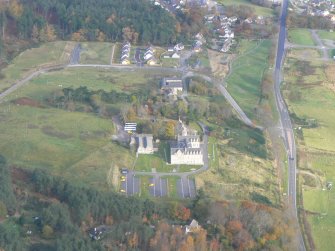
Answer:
[287, 48, 321, 61]
[0, 104, 126, 189]
[79, 42, 113, 65]
[195, 135, 278, 205]
[0, 61, 183, 189]
[288, 29, 316, 46]
[5, 67, 180, 101]
[0, 41, 73, 92]
[317, 30, 335, 40]
[283, 51, 335, 251]
[217, 0, 274, 16]
[226, 39, 271, 119]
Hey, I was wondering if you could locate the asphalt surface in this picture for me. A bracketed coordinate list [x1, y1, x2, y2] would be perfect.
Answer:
[274, 0, 306, 250]
[132, 122, 209, 199]
[69, 44, 81, 65]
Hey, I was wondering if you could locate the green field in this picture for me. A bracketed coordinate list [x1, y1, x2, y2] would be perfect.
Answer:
[226, 39, 271, 119]
[283, 51, 335, 250]
[217, 0, 274, 16]
[6, 67, 179, 102]
[0, 41, 73, 92]
[79, 42, 112, 65]
[288, 29, 316, 46]
[317, 30, 335, 40]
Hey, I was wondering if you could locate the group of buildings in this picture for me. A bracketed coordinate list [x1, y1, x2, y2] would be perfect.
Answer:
[292, 0, 335, 21]
[130, 119, 203, 165]
[120, 42, 131, 65]
[128, 77, 203, 166]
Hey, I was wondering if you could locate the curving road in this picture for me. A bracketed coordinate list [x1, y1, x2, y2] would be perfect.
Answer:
[274, 0, 306, 250]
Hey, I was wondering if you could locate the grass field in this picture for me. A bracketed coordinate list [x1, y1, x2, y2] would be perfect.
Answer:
[79, 42, 112, 65]
[195, 136, 279, 204]
[6, 67, 180, 102]
[0, 104, 130, 189]
[283, 50, 335, 250]
[317, 30, 335, 40]
[226, 39, 272, 119]
[288, 29, 316, 46]
[217, 0, 274, 16]
[0, 41, 73, 92]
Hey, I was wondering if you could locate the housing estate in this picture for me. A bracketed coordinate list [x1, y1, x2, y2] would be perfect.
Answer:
[170, 120, 203, 165]
[120, 41, 131, 65]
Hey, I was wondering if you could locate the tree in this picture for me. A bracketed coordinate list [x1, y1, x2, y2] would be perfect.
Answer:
[0, 155, 16, 214]
[42, 225, 54, 239]
[0, 201, 7, 218]
[165, 121, 175, 139]
[45, 24, 57, 41]
[31, 24, 39, 42]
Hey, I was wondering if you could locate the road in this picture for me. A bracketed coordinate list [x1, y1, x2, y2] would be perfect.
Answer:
[69, 44, 81, 65]
[310, 29, 329, 60]
[183, 71, 262, 129]
[274, 0, 306, 250]
[0, 65, 65, 104]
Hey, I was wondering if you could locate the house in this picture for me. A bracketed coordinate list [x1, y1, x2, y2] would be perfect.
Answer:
[120, 41, 131, 64]
[193, 40, 202, 52]
[171, 52, 180, 59]
[121, 58, 131, 65]
[170, 119, 203, 165]
[89, 228, 103, 241]
[133, 134, 155, 154]
[161, 77, 183, 95]
[147, 58, 158, 65]
[144, 52, 154, 61]
[185, 219, 200, 234]
[174, 43, 185, 51]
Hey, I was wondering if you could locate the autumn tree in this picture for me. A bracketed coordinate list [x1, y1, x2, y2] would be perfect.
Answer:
[165, 121, 175, 139]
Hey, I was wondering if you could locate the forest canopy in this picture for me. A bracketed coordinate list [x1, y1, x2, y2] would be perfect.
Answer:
[3, 0, 178, 45]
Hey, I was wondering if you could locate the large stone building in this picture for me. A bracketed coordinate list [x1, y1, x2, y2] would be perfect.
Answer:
[170, 120, 203, 165]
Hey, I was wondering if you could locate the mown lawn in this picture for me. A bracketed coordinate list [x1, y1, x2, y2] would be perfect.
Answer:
[288, 29, 316, 46]
[284, 51, 335, 251]
[317, 30, 335, 40]
[226, 39, 271, 119]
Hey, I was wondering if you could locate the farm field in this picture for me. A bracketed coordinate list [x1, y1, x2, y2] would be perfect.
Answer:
[217, 0, 274, 16]
[288, 29, 316, 46]
[0, 41, 74, 92]
[283, 50, 335, 251]
[226, 39, 272, 119]
[79, 42, 113, 65]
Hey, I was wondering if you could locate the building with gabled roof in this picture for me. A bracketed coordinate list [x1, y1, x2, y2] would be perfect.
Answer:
[170, 119, 203, 165]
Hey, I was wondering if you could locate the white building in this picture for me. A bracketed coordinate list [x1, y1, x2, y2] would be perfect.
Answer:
[161, 78, 183, 95]
[170, 120, 203, 165]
